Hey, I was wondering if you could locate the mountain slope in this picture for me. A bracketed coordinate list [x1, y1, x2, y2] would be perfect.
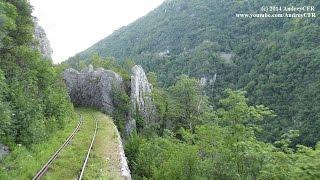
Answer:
[0, 0, 73, 147]
[67, 0, 320, 146]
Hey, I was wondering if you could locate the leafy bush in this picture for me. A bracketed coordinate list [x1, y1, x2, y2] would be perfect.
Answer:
[0, 0, 73, 147]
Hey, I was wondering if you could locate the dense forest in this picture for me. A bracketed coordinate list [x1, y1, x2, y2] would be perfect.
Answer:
[0, 0, 73, 147]
[66, 57, 320, 179]
[69, 0, 320, 147]
[126, 77, 320, 179]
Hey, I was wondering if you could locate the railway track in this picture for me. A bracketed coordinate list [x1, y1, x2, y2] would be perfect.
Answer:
[78, 115, 98, 179]
[32, 116, 83, 180]
[33, 114, 98, 180]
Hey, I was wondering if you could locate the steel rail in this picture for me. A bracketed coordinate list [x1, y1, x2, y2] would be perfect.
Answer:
[78, 115, 98, 180]
[32, 115, 83, 180]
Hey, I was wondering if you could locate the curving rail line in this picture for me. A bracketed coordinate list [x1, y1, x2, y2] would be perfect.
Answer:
[78, 115, 98, 180]
[32, 115, 83, 180]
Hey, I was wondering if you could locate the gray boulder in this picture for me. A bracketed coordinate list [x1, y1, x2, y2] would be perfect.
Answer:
[63, 65, 124, 114]
[63, 65, 157, 135]
[0, 144, 9, 160]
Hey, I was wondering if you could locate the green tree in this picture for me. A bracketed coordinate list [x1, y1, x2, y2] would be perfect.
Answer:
[0, 0, 73, 146]
[0, 70, 11, 143]
[168, 75, 208, 133]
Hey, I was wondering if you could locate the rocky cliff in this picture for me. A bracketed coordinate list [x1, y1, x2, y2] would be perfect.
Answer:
[63, 65, 124, 115]
[130, 65, 157, 125]
[63, 65, 157, 135]
[34, 20, 53, 58]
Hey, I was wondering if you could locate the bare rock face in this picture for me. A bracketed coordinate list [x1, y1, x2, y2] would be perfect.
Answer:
[0, 144, 9, 160]
[63, 65, 124, 114]
[34, 20, 53, 58]
[63, 65, 157, 135]
[125, 116, 137, 136]
[130, 65, 157, 128]
[200, 74, 217, 87]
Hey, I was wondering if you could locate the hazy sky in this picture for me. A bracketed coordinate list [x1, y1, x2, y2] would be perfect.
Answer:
[29, 0, 165, 63]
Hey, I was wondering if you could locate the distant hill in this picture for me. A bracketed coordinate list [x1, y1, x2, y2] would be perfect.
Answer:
[66, 0, 320, 146]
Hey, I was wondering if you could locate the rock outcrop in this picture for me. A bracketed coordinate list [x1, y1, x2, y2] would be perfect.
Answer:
[34, 20, 53, 58]
[63, 65, 157, 135]
[200, 74, 217, 87]
[63, 65, 125, 114]
[0, 144, 9, 160]
[130, 65, 157, 126]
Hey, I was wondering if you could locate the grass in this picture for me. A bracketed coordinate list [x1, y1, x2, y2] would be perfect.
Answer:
[82, 111, 122, 180]
[0, 113, 78, 180]
[0, 108, 124, 180]
[43, 108, 96, 180]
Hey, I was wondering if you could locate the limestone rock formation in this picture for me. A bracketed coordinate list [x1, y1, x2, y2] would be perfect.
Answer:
[63, 65, 125, 114]
[34, 20, 53, 58]
[0, 144, 9, 160]
[125, 116, 137, 136]
[199, 74, 217, 87]
[130, 65, 157, 125]
[63, 65, 157, 135]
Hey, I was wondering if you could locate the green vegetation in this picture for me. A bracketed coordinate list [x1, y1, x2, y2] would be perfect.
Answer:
[0, 112, 78, 179]
[0, 107, 124, 179]
[0, 1, 80, 178]
[43, 108, 123, 180]
[68, 0, 320, 147]
[112, 86, 131, 135]
[43, 108, 96, 179]
[1, 0, 319, 179]
[83, 111, 122, 180]
[125, 76, 320, 179]
[62, 0, 320, 175]
[0, 0, 73, 148]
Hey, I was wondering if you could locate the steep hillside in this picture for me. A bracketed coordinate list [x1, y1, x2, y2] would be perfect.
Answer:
[72, 0, 319, 62]
[67, 0, 320, 146]
[0, 0, 73, 147]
